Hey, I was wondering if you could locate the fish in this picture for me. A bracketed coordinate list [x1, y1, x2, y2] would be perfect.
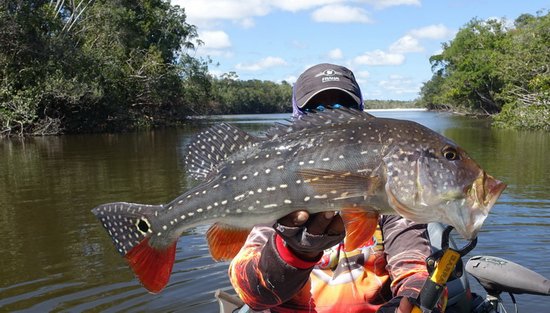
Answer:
[91, 108, 506, 293]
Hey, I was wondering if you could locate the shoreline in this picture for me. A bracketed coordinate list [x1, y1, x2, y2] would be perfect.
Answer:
[365, 108, 427, 112]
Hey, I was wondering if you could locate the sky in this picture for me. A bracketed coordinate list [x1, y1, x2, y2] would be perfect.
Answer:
[172, 0, 547, 101]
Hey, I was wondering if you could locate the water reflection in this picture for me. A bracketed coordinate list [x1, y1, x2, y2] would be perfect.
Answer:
[0, 111, 548, 312]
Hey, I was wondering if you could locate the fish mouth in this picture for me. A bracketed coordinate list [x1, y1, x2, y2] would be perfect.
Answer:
[455, 172, 506, 240]
[471, 172, 507, 213]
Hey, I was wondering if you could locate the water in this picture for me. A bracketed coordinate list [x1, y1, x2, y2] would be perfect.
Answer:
[1, 110, 548, 312]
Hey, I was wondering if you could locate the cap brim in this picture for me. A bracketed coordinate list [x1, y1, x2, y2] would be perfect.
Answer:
[297, 87, 362, 109]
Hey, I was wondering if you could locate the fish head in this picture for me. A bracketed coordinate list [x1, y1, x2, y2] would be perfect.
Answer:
[383, 122, 506, 240]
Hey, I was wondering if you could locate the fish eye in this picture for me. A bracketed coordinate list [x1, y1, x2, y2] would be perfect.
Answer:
[442, 147, 459, 161]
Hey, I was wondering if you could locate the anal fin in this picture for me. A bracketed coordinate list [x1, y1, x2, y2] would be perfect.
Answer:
[340, 208, 379, 252]
[206, 223, 251, 261]
[125, 237, 177, 294]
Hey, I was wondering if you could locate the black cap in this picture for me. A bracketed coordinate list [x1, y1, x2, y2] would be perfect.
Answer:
[293, 63, 362, 109]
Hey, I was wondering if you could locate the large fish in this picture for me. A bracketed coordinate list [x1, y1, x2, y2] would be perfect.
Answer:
[91, 108, 506, 293]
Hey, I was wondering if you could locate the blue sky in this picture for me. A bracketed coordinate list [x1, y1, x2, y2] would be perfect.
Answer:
[172, 0, 547, 100]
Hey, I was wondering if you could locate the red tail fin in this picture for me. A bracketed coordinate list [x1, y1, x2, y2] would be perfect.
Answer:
[125, 238, 177, 293]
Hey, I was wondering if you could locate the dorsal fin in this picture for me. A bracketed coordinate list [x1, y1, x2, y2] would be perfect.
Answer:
[265, 107, 375, 140]
[184, 123, 260, 181]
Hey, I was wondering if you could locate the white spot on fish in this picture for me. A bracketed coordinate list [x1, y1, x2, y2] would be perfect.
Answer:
[197, 208, 204, 213]
[284, 199, 292, 204]
[304, 196, 310, 202]
[314, 194, 328, 199]
[264, 204, 277, 208]
[265, 169, 271, 174]
[188, 212, 195, 216]
[279, 184, 288, 189]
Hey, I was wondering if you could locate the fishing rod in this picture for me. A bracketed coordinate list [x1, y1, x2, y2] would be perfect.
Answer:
[412, 226, 477, 313]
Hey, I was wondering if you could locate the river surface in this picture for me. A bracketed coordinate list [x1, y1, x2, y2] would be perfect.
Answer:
[1, 110, 549, 312]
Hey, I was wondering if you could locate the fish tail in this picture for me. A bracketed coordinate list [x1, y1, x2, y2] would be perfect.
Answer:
[91, 202, 177, 293]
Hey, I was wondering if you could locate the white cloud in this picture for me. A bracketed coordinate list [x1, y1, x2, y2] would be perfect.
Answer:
[327, 48, 344, 60]
[355, 70, 370, 79]
[378, 74, 421, 95]
[389, 35, 424, 53]
[235, 56, 287, 71]
[408, 24, 454, 39]
[273, 0, 344, 12]
[361, 0, 421, 9]
[353, 49, 405, 66]
[312, 5, 372, 23]
[173, 0, 271, 27]
[199, 30, 232, 49]
[239, 17, 256, 28]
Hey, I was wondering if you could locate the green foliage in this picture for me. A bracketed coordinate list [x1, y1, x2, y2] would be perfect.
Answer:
[420, 10, 550, 130]
[0, 0, 209, 135]
[363, 99, 421, 110]
[207, 75, 292, 115]
[492, 102, 550, 131]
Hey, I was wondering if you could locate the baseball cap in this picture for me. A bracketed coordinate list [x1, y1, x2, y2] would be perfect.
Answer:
[292, 63, 363, 112]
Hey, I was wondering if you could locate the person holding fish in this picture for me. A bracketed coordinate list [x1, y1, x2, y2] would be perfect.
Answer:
[229, 64, 441, 313]
[92, 63, 505, 311]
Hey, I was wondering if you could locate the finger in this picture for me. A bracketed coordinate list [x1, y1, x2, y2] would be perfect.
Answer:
[396, 297, 413, 313]
[306, 211, 336, 235]
[278, 210, 309, 227]
[326, 213, 345, 235]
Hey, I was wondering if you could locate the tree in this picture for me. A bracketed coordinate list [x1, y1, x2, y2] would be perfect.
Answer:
[425, 18, 508, 114]
[420, 10, 549, 130]
[0, 0, 209, 135]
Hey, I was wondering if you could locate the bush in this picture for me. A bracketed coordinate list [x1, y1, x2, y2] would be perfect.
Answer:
[493, 102, 550, 131]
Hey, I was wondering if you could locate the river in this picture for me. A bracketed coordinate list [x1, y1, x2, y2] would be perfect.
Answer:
[1, 110, 549, 312]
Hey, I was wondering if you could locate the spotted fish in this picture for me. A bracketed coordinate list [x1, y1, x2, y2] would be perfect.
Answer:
[91, 108, 506, 293]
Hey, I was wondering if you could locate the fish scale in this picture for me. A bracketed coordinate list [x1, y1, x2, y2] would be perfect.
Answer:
[92, 107, 506, 293]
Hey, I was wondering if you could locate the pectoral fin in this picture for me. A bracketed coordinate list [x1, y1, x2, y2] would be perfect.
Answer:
[206, 223, 251, 261]
[340, 208, 379, 252]
[297, 169, 381, 200]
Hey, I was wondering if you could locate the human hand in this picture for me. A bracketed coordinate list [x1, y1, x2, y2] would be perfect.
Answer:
[274, 210, 345, 260]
